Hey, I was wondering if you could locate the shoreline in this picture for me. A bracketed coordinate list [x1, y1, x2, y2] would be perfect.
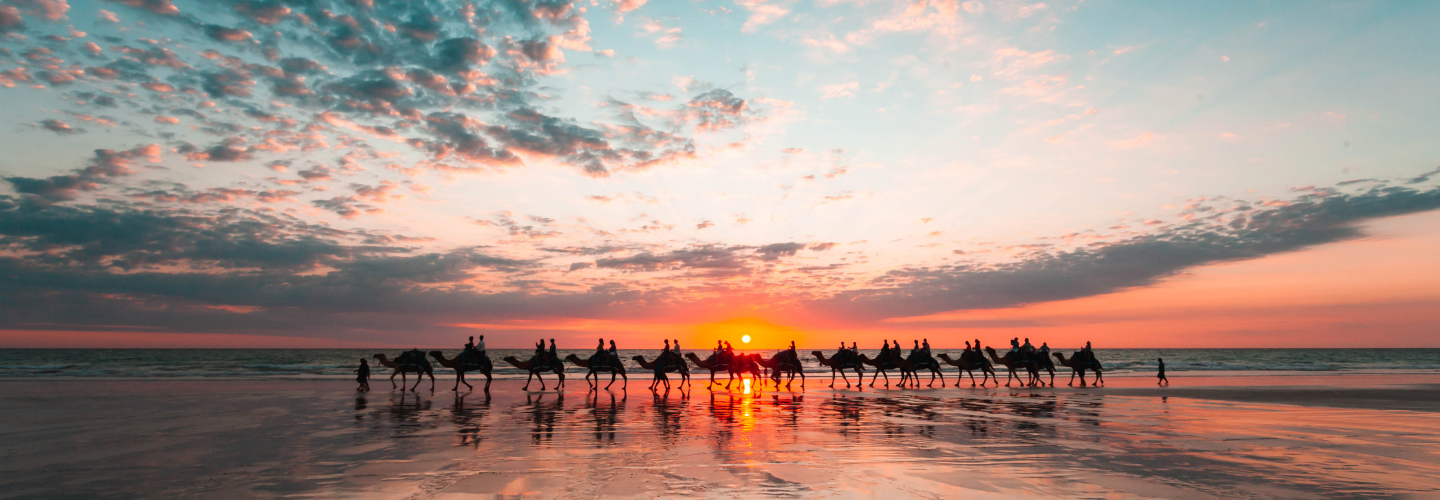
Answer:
[5, 373, 1439, 412]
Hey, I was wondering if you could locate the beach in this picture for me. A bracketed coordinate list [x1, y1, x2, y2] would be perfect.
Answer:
[3, 374, 1438, 499]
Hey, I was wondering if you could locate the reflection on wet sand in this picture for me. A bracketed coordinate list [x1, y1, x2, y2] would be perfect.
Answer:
[3, 380, 1438, 498]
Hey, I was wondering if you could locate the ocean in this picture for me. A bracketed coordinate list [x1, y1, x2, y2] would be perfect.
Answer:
[2, 348, 1438, 380]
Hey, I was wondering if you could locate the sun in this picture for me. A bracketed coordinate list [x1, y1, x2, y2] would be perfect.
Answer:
[741, 334, 751, 344]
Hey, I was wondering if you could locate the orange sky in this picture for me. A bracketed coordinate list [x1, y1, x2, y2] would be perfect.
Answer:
[11, 210, 1435, 349]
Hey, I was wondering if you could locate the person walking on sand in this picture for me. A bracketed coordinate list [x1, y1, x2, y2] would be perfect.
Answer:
[355, 358, 371, 392]
[1157, 358, 1169, 386]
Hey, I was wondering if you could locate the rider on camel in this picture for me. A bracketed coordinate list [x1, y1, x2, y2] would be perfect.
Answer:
[548, 339, 558, 368]
[609, 340, 619, 364]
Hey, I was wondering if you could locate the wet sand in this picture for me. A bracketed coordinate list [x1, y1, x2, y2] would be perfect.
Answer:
[2, 376, 1439, 499]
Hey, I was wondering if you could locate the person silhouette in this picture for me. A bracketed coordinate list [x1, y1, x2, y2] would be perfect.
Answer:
[609, 340, 619, 364]
[548, 339, 558, 368]
[355, 358, 370, 392]
[1157, 357, 1169, 386]
[788, 341, 798, 366]
[661, 339, 671, 371]
[881, 339, 891, 359]
[476, 335, 486, 355]
[596, 338, 607, 366]
[465, 336, 474, 351]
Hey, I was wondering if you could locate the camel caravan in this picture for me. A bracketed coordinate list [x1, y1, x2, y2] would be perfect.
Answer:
[366, 335, 1105, 393]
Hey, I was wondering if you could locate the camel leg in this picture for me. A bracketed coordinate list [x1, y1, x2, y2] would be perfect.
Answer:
[427, 370, 435, 391]
[557, 372, 564, 391]
[938, 367, 946, 387]
[839, 368, 850, 389]
[522, 370, 534, 391]
[390, 370, 399, 389]
[483, 371, 492, 393]
[1048, 369, 1055, 387]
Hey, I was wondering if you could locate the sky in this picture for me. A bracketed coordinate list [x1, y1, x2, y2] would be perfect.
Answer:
[1, 0, 1438, 349]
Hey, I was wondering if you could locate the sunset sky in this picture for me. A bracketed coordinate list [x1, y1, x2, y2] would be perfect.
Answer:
[1, 0, 1437, 349]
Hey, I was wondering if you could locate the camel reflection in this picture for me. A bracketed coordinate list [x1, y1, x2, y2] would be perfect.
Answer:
[652, 390, 686, 443]
[588, 390, 625, 445]
[451, 392, 491, 448]
[819, 395, 864, 437]
[387, 391, 433, 434]
[521, 393, 564, 445]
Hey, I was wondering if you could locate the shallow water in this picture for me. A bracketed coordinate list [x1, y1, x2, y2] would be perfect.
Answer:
[1, 380, 1437, 499]
[3, 348, 1439, 379]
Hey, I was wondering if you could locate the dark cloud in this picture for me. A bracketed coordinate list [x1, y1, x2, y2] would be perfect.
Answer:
[754, 242, 805, 260]
[820, 185, 1440, 319]
[595, 245, 750, 272]
[39, 118, 82, 134]
[4, 144, 159, 202]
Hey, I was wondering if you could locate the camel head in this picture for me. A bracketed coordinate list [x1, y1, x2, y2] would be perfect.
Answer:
[427, 350, 448, 361]
[684, 352, 701, 362]
[501, 356, 521, 367]
[810, 350, 825, 360]
[937, 353, 953, 361]
[564, 353, 582, 362]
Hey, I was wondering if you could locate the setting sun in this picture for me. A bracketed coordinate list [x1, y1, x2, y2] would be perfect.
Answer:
[741, 335, 751, 344]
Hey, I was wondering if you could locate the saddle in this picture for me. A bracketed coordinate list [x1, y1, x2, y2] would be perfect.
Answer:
[457, 348, 490, 371]
[395, 349, 430, 369]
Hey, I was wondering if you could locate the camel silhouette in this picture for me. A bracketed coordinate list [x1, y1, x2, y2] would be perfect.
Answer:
[631, 354, 690, 390]
[373, 352, 435, 392]
[1053, 352, 1105, 387]
[896, 350, 946, 388]
[812, 351, 865, 389]
[984, 347, 1041, 387]
[756, 352, 805, 390]
[858, 353, 899, 387]
[685, 352, 759, 389]
[429, 350, 492, 393]
[503, 355, 566, 391]
[937, 352, 996, 387]
[566, 353, 627, 390]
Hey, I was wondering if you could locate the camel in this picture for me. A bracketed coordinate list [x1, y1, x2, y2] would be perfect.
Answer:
[566, 353, 627, 390]
[812, 351, 865, 389]
[936, 352, 996, 387]
[685, 352, 759, 389]
[756, 352, 805, 390]
[1053, 352, 1105, 387]
[429, 350, 493, 393]
[631, 354, 690, 390]
[373, 352, 434, 391]
[859, 353, 900, 387]
[503, 355, 566, 391]
[984, 347, 1041, 387]
[895, 350, 946, 388]
[1038, 351, 1056, 387]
